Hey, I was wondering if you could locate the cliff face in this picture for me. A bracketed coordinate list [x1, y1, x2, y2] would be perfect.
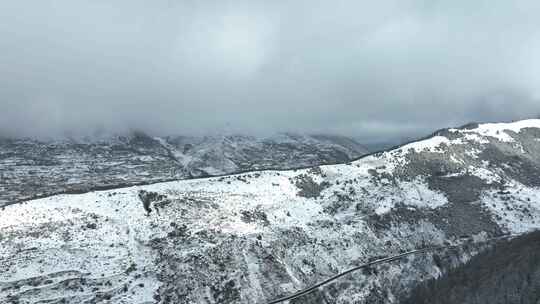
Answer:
[1, 119, 540, 303]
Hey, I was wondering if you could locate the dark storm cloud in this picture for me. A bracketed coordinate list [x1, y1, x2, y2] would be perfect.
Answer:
[1, 0, 540, 141]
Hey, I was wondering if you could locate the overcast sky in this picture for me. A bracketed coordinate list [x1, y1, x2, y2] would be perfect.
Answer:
[1, 1, 540, 142]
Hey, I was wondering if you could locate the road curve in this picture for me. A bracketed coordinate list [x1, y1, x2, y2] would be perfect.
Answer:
[266, 235, 516, 304]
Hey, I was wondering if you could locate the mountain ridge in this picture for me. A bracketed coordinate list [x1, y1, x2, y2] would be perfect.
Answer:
[0, 132, 369, 207]
[1, 119, 540, 303]
[2, 118, 530, 207]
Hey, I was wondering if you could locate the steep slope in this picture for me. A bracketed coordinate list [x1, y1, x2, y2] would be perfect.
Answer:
[0, 133, 368, 206]
[402, 230, 540, 304]
[1, 119, 540, 304]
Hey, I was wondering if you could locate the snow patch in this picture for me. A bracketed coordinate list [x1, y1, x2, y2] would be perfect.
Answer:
[457, 119, 540, 142]
[482, 184, 540, 233]
[396, 136, 450, 154]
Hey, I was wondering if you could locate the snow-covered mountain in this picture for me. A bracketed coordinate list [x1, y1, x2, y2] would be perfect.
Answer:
[1, 119, 540, 303]
[0, 133, 368, 206]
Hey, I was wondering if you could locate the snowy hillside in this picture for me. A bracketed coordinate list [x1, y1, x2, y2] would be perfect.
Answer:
[0, 133, 368, 206]
[1, 119, 540, 303]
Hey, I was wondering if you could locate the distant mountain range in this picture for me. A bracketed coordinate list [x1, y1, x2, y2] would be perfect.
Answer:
[0, 133, 369, 206]
[1, 119, 540, 303]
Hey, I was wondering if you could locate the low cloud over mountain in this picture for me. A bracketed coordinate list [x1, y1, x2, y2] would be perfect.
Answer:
[1, 1, 540, 140]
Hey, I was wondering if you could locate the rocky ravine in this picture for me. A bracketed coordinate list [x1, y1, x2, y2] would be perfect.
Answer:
[1, 119, 540, 303]
[0, 133, 368, 206]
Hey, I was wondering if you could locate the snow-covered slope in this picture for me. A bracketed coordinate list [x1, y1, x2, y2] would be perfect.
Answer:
[0, 133, 368, 206]
[1, 119, 540, 303]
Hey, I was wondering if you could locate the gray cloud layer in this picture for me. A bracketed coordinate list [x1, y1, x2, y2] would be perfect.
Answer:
[1, 0, 540, 141]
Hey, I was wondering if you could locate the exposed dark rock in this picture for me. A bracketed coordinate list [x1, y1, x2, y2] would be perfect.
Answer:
[138, 190, 168, 214]
[370, 202, 502, 238]
[294, 173, 330, 198]
[240, 208, 270, 226]
[427, 174, 496, 203]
